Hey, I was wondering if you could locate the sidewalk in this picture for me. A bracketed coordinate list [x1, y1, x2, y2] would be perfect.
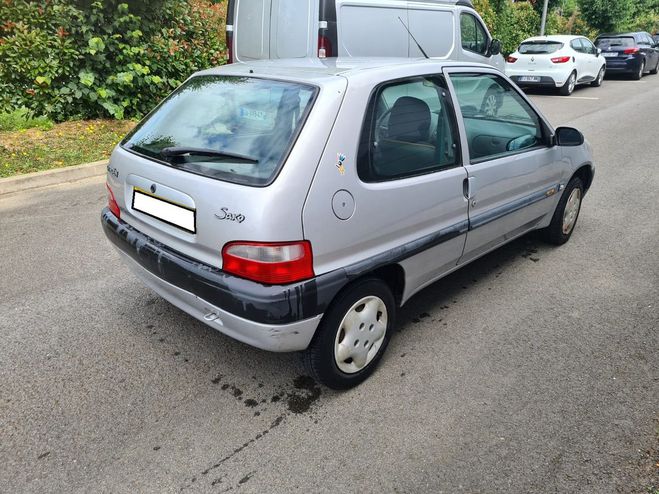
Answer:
[0, 160, 107, 196]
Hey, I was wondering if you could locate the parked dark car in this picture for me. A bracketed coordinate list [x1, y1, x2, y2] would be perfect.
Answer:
[595, 32, 659, 79]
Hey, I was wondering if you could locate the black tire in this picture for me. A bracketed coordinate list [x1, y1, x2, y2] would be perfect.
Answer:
[591, 66, 605, 87]
[480, 86, 502, 117]
[303, 278, 395, 390]
[633, 60, 645, 80]
[649, 59, 659, 75]
[541, 177, 584, 246]
[559, 71, 576, 96]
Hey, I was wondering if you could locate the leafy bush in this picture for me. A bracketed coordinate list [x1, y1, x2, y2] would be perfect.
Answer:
[492, 2, 541, 55]
[0, 0, 227, 121]
[0, 108, 54, 131]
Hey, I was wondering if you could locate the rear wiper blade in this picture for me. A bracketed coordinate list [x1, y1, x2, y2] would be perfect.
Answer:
[160, 147, 259, 163]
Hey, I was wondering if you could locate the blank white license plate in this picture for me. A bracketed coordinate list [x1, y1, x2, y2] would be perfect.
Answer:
[602, 52, 617, 57]
[519, 76, 541, 82]
[132, 188, 196, 233]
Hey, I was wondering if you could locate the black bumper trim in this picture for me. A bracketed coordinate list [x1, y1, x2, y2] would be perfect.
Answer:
[101, 209, 348, 325]
[510, 75, 558, 87]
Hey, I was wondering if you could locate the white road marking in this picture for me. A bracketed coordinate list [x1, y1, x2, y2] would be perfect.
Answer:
[531, 96, 600, 100]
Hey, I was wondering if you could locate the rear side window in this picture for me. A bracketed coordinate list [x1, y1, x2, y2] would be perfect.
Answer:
[358, 76, 460, 182]
[595, 37, 635, 48]
[122, 76, 317, 186]
[460, 13, 488, 55]
[519, 41, 563, 54]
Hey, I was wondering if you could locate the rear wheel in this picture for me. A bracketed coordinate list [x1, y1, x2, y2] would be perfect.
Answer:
[591, 66, 605, 87]
[304, 278, 395, 390]
[559, 71, 576, 96]
[633, 60, 645, 80]
[650, 59, 659, 75]
[541, 177, 584, 246]
[480, 86, 502, 117]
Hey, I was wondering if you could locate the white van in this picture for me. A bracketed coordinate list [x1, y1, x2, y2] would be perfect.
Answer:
[225, 0, 504, 70]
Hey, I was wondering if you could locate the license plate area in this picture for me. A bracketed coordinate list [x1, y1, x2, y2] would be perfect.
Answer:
[602, 52, 617, 57]
[519, 76, 541, 82]
[132, 188, 196, 233]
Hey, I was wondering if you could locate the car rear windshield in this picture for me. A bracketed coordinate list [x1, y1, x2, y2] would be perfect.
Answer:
[122, 75, 317, 186]
[595, 37, 635, 48]
[518, 41, 563, 54]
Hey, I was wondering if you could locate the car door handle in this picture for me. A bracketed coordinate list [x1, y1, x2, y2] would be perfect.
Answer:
[463, 177, 476, 206]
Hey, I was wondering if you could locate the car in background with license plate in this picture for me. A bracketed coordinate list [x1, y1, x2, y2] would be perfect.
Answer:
[595, 32, 659, 80]
[102, 58, 595, 389]
[506, 35, 606, 96]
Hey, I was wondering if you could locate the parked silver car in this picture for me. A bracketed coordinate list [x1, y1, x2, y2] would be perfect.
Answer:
[102, 58, 594, 389]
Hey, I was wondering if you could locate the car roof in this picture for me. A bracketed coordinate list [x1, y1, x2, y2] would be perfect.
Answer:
[520, 35, 584, 43]
[193, 58, 497, 83]
[597, 32, 642, 38]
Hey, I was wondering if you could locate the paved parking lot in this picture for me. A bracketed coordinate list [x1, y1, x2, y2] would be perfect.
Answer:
[1, 75, 657, 493]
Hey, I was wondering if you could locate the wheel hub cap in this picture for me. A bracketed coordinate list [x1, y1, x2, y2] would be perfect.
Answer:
[484, 95, 498, 116]
[334, 296, 388, 374]
[562, 188, 582, 235]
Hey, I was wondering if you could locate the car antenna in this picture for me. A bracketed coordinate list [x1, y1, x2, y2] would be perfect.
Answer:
[398, 16, 429, 59]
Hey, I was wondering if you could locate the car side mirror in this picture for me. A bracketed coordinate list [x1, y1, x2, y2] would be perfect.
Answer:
[597, 48, 602, 55]
[488, 39, 502, 57]
[555, 127, 584, 146]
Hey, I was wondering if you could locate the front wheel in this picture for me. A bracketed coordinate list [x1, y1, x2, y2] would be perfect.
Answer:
[559, 71, 576, 96]
[591, 66, 605, 87]
[541, 177, 584, 246]
[304, 278, 395, 389]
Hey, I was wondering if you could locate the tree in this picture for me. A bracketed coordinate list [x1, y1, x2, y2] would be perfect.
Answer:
[577, 0, 634, 33]
[528, 0, 561, 14]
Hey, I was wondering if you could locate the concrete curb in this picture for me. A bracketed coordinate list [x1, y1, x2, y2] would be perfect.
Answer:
[0, 160, 107, 196]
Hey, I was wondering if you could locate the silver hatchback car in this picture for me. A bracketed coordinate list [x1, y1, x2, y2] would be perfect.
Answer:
[102, 59, 594, 389]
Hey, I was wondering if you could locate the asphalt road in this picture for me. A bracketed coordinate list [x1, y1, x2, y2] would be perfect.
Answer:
[1, 75, 658, 494]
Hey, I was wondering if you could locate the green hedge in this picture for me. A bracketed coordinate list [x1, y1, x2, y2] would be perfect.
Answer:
[0, 0, 226, 121]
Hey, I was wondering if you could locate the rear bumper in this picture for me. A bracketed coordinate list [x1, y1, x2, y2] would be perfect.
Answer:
[507, 65, 572, 88]
[101, 208, 347, 352]
[509, 75, 562, 88]
[604, 58, 641, 73]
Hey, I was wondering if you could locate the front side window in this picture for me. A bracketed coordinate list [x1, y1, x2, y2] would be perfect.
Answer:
[358, 76, 459, 182]
[581, 38, 595, 54]
[449, 73, 546, 162]
[460, 14, 488, 55]
[122, 76, 317, 186]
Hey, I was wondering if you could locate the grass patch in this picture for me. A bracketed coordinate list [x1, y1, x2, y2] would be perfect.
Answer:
[0, 108, 54, 132]
[0, 119, 136, 178]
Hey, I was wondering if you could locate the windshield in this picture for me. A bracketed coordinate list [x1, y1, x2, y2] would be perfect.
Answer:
[595, 37, 634, 48]
[122, 75, 317, 186]
[519, 41, 563, 54]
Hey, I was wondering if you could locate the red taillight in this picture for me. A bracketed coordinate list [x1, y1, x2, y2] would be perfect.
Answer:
[506, 56, 518, 63]
[222, 241, 314, 285]
[551, 56, 572, 64]
[226, 29, 234, 64]
[106, 183, 120, 219]
[623, 47, 639, 55]
[318, 34, 333, 58]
